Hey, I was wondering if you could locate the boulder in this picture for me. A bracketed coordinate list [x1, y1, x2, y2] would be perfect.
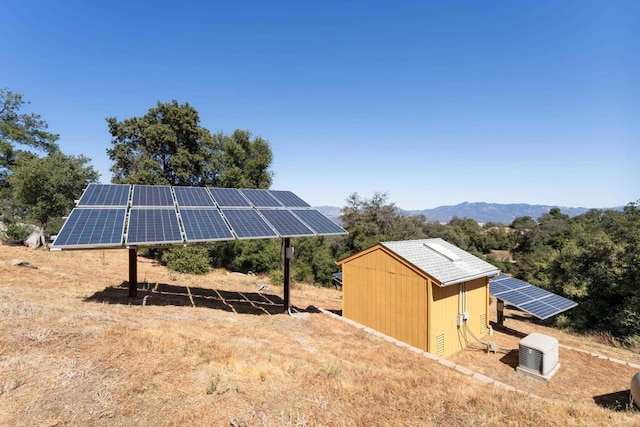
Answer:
[25, 228, 46, 250]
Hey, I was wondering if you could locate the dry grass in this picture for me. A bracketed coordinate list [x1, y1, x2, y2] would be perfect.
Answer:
[0, 245, 638, 426]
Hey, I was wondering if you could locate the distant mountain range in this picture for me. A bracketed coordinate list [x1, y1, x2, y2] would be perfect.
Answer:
[316, 202, 624, 225]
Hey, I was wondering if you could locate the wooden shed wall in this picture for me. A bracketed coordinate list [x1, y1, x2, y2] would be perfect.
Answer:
[342, 247, 428, 351]
[464, 277, 490, 339]
[430, 281, 460, 357]
[430, 277, 489, 357]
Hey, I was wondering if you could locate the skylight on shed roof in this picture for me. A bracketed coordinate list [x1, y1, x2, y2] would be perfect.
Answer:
[424, 241, 460, 261]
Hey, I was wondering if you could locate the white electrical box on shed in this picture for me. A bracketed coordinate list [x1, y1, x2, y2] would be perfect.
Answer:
[516, 332, 560, 381]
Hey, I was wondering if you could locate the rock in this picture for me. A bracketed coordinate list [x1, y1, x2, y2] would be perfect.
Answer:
[25, 228, 45, 250]
[11, 259, 37, 269]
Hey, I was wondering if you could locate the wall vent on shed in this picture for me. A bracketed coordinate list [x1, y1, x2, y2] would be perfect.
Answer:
[516, 333, 560, 381]
[436, 334, 445, 357]
[480, 314, 487, 335]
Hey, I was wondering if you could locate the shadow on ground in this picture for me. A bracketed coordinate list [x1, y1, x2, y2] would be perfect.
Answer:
[84, 281, 315, 315]
[498, 349, 520, 369]
[490, 322, 527, 340]
[593, 390, 635, 411]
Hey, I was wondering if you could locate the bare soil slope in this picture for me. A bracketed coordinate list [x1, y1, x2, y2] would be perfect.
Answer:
[0, 245, 638, 426]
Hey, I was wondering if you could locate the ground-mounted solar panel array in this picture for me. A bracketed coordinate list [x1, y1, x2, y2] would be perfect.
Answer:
[52, 184, 347, 249]
[489, 273, 578, 320]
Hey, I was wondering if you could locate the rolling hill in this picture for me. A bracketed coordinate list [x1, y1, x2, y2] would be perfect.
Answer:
[317, 202, 623, 224]
[0, 244, 638, 425]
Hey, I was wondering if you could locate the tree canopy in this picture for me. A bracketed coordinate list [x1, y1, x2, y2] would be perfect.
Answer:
[106, 100, 273, 188]
[8, 151, 98, 228]
[0, 88, 59, 187]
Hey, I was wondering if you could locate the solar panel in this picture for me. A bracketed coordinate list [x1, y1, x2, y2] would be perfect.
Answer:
[519, 286, 551, 299]
[494, 277, 528, 291]
[497, 289, 532, 307]
[490, 275, 577, 320]
[240, 189, 282, 207]
[221, 209, 278, 239]
[126, 208, 183, 245]
[55, 185, 349, 249]
[488, 281, 512, 296]
[290, 209, 348, 235]
[173, 186, 215, 207]
[258, 209, 315, 237]
[52, 208, 126, 248]
[180, 209, 234, 242]
[518, 300, 558, 319]
[131, 185, 174, 207]
[333, 272, 343, 285]
[269, 190, 310, 207]
[542, 294, 578, 312]
[77, 184, 130, 207]
[209, 188, 251, 207]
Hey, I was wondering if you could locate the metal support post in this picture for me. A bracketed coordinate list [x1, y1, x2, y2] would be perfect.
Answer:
[129, 247, 137, 298]
[283, 238, 291, 314]
[497, 299, 504, 326]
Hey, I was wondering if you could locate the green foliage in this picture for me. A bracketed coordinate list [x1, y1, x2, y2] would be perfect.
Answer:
[161, 247, 210, 275]
[210, 130, 273, 189]
[269, 268, 284, 287]
[206, 375, 219, 395]
[209, 239, 281, 274]
[335, 191, 640, 344]
[339, 192, 428, 257]
[1, 217, 31, 244]
[106, 101, 273, 188]
[8, 151, 98, 227]
[505, 201, 640, 342]
[293, 237, 339, 285]
[0, 88, 59, 187]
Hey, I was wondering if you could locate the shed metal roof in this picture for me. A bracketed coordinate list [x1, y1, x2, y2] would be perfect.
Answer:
[380, 238, 499, 286]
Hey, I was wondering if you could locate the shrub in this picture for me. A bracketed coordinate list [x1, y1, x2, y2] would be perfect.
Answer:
[2, 219, 31, 244]
[161, 247, 210, 275]
[269, 268, 284, 287]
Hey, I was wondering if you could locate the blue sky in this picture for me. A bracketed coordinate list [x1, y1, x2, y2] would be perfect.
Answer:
[2, 1, 638, 210]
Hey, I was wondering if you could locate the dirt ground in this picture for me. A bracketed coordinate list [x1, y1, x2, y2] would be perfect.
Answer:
[449, 303, 639, 409]
[1, 244, 639, 426]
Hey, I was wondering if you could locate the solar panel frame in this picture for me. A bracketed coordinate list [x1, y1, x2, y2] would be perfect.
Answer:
[290, 209, 348, 235]
[209, 188, 251, 207]
[269, 190, 311, 207]
[126, 208, 183, 245]
[258, 209, 316, 237]
[490, 275, 578, 320]
[131, 185, 175, 207]
[173, 186, 216, 207]
[220, 209, 278, 239]
[52, 208, 126, 248]
[77, 184, 131, 207]
[180, 208, 235, 242]
[240, 189, 283, 207]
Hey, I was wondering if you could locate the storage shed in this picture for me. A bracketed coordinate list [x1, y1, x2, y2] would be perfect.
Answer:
[338, 238, 499, 358]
